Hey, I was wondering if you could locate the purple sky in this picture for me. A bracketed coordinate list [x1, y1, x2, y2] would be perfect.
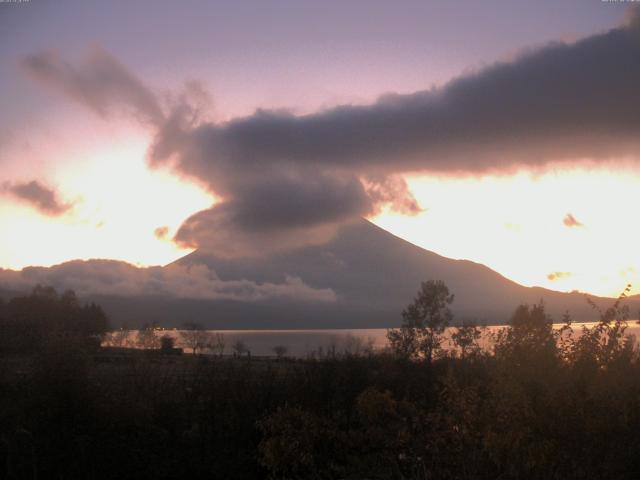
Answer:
[0, 0, 627, 127]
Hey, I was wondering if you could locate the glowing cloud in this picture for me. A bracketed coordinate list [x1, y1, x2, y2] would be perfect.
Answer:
[563, 214, 584, 228]
[154, 226, 170, 240]
[547, 271, 572, 281]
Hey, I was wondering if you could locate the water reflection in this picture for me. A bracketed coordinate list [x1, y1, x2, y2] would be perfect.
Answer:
[104, 321, 640, 358]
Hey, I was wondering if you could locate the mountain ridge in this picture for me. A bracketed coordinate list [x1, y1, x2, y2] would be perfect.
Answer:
[1, 219, 635, 328]
[170, 218, 633, 327]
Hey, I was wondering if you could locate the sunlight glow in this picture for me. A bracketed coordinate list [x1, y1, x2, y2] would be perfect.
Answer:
[371, 167, 640, 298]
[3, 129, 640, 300]
[0, 137, 214, 269]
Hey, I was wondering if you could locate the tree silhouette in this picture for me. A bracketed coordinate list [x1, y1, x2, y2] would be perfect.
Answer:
[232, 339, 248, 357]
[180, 322, 213, 355]
[451, 320, 483, 359]
[272, 345, 288, 359]
[0, 285, 108, 353]
[387, 280, 454, 361]
[212, 332, 226, 357]
[160, 334, 176, 352]
[135, 322, 160, 349]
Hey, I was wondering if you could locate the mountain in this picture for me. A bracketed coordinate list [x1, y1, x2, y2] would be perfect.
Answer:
[2, 219, 632, 329]
[164, 219, 627, 328]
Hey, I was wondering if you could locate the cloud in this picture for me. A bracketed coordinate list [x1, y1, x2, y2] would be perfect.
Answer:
[563, 213, 583, 228]
[154, 226, 170, 240]
[174, 173, 374, 256]
[150, 14, 640, 176]
[3, 180, 71, 216]
[148, 13, 640, 253]
[23, 9, 640, 255]
[363, 175, 423, 215]
[0, 260, 337, 303]
[21, 47, 164, 126]
[547, 271, 572, 281]
[175, 204, 352, 257]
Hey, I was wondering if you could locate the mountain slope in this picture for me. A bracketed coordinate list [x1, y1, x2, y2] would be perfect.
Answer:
[173, 219, 625, 327]
[2, 219, 629, 328]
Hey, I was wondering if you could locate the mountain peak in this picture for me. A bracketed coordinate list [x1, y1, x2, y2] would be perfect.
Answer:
[170, 218, 617, 327]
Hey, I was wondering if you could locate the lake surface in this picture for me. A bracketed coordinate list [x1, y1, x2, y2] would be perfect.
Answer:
[110, 321, 640, 357]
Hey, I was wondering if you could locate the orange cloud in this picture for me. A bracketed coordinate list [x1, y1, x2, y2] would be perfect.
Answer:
[154, 226, 170, 240]
[547, 271, 572, 281]
[563, 213, 583, 228]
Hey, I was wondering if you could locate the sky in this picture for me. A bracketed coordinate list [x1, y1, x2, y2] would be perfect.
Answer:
[0, 0, 638, 298]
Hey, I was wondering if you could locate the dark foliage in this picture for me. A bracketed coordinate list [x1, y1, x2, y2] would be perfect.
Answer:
[2, 283, 640, 479]
[0, 285, 109, 354]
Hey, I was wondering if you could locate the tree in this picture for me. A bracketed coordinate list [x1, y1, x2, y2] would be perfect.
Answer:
[568, 285, 634, 370]
[387, 280, 454, 361]
[258, 407, 343, 479]
[103, 324, 131, 348]
[451, 320, 483, 359]
[179, 322, 213, 355]
[493, 303, 558, 371]
[232, 339, 248, 357]
[342, 334, 375, 357]
[272, 345, 288, 359]
[0, 286, 109, 353]
[212, 332, 226, 357]
[160, 335, 176, 353]
[135, 323, 160, 349]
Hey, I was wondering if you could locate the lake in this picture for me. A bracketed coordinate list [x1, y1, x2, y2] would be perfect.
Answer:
[107, 321, 640, 357]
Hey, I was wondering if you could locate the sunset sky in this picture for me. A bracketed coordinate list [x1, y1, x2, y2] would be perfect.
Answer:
[1, 0, 639, 298]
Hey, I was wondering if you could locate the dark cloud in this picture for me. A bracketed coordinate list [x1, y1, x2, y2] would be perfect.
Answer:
[563, 213, 583, 228]
[547, 271, 572, 281]
[170, 171, 373, 256]
[175, 205, 355, 257]
[173, 171, 374, 256]
[22, 9, 640, 255]
[148, 14, 640, 253]
[0, 260, 337, 303]
[150, 13, 640, 178]
[22, 47, 165, 126]
[3, 180, 71, 216]
[226, 173, 372, 231]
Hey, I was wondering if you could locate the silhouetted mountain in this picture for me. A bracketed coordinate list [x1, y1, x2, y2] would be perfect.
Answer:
[1, 220, 634, 328]
[167, 219, 632, 328]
